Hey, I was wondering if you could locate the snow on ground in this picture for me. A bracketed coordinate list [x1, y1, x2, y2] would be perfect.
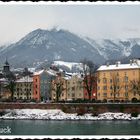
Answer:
[53, 61, 83, 70]
[0, 109, 140, 120]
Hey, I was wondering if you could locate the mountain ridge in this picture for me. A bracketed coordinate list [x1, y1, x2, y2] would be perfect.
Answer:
[0, 28, 140, 67]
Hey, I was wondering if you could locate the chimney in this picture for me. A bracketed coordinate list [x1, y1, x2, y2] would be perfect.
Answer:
[106, 62, 109, 67]
[116, 61, 121, 67]
[130, 59, 132, 65]
[133, 59, 137, 64]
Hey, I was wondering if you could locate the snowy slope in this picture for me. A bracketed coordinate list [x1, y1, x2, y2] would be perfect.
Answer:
[53, 61, 83, 71]
[84, 37, 140, 60]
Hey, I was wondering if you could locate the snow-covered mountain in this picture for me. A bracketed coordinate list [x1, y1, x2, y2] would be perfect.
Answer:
[84, 37, 140, 61]
[0, 28, 104, 67]
[0, 28, 140, 67]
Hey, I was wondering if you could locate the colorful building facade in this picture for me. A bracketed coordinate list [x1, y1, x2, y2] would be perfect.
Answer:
[33, 70, 54, 101]
[97, 60, 140, 102]
[14, 76, 33, 100]
[51, 75, 84, 101]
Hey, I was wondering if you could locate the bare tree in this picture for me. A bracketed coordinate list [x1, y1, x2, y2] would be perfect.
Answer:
[81, 59, 97, 101]
[129, 80, 140, 100]
[110, 72, 122, 102]
[52, 77, 65, 102]
[6, 79, 16, 101]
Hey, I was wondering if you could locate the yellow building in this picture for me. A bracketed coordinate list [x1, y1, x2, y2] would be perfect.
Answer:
[66, 75, 84, 101]
[51, 75, 84, 101]
[14, 76, 33, 100]
[97, 60, 140, 102]
[51, 76, 67, 101]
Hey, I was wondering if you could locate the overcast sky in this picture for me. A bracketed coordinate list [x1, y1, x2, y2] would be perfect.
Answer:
[0, 3, 140, 45]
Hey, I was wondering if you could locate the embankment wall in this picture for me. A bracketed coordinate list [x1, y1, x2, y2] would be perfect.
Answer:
[0, 103, 140, 114]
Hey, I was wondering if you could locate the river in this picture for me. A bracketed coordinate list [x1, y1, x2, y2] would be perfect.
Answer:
[0, 120, 140, 135]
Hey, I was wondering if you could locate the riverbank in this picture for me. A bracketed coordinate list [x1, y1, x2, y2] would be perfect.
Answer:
[0, 103, 140, 114]
[0, 109, 140, 121]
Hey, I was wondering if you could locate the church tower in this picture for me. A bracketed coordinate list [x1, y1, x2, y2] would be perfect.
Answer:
[3, 59, 10, 74]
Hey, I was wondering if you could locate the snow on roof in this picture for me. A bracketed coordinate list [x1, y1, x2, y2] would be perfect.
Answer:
[63, 73, 83, 80]
[53, 61, 82, 70]
[46, 69, 57, 76]
[33, 69, 44, 76]
[16, 76, 33, 83]
[28, 67, 36, 73]
[0, 78, 7, 82]
[97, 62, 140, 71]
[63, 75, 72, 80]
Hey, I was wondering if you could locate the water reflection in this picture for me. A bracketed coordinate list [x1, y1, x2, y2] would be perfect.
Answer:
[0, 120, 140, 135]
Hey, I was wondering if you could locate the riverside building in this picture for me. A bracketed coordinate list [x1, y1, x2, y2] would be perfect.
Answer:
[51, 74, 84, 101]
[14, 76, 33, 100]
[97, 59, 140, 102]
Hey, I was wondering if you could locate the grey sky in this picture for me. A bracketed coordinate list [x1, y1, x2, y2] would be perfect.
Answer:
[0, 4, 140, 45]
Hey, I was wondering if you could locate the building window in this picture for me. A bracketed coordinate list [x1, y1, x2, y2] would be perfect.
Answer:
[98, 86, 100, 90]
[134, 92, 136, 96]
[124, 76, 128, 82]
[103, 93, 107, 97]
[103, 86, 107, 90]
[110, 93, 113, 96]
[98, 93, 100, 97]
[125, 92, 128, 97]
[110, 86, 113, 90]
[72, 93, 75, 97]
[72, 87, 75, 91]
[125, 85, 128, 90]
[103, 78, 107, 83]
[36, 91, 38, 94]
[98, 79, 100, 83]
[103, 73, 106, 76]
[110, 79, 112, 83]
[36, 79, 37, 82]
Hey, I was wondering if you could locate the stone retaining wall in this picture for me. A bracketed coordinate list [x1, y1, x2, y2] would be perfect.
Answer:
[0, 103, 140, 114]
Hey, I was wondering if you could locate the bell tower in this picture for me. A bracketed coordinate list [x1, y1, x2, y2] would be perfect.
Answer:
[3, 59, 10, 74]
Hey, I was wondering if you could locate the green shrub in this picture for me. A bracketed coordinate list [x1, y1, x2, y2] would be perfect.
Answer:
[131, 112, 139, 117]
[131, 98, 138, 103]
[30, 99, 36, 102]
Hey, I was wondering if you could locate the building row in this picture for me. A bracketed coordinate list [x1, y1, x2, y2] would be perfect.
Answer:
[1, 59, 140, 102]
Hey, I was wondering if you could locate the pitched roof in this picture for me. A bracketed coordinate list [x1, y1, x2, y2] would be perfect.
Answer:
[16, 76, 33, 83]
[33, 70, 44, 76]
